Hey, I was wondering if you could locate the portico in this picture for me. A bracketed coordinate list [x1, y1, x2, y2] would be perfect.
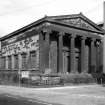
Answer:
[39, 14, 104, 74]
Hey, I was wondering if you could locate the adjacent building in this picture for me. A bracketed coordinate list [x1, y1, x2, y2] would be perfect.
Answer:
[0, 13, 104, 82]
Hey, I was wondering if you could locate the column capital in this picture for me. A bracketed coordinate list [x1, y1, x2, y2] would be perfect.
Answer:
[6, 56, 8, 60]
[70, 34, 76, 38]
[58, 31, 65, 36]
[42, 28, 52, 34]
[81, 36, 86, 40]
[90, 38, 96, 42]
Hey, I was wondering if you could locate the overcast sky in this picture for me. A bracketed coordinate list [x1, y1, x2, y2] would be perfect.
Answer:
[0, 0, 104, 37]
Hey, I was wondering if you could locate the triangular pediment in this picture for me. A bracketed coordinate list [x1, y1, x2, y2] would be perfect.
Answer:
[57, 17, 98, 31]
[47, 13, 104, 33]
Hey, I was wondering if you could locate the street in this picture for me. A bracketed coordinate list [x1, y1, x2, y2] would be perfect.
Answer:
[0, 95, 38, 105]
[0, 94, 59, 105]
[0, 85, 105, 105]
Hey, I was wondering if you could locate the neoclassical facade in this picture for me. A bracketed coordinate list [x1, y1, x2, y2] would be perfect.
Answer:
[0, 13, 104, 81]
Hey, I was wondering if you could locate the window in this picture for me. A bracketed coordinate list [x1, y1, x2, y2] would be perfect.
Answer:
[22, 53, 27, 69]
[8, 56, 12, 69]
[2, 57, 6, 69]
[14, 55, 19, 69]
[30, 51, 36, 69]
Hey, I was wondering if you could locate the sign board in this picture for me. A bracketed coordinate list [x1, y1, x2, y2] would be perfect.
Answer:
[21, 71, 30, 78]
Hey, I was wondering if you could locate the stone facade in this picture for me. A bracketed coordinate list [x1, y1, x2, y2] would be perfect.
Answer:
[0, 29, 39, 82]
[0, 13, 104, 82]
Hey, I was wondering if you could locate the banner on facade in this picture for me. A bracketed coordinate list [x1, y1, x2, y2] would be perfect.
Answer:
[21, 71, 30, 78]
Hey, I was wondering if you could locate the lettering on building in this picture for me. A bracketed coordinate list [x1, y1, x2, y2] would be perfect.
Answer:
[2, 35, 39, 56]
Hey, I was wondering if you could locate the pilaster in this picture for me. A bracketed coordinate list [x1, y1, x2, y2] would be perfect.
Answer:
[11, 55, 14, 70]
[6, 56, 8, 70]
[39, 29, 51, 73]
[18, 53, 22, 70]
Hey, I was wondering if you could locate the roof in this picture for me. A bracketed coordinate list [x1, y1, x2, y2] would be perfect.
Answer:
[47, 13, 105, 32]
[0, 13, 104, 41]
[97, 22, 104, 28]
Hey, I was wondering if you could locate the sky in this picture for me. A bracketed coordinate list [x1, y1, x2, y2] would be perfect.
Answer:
[0, 0, 104, 37]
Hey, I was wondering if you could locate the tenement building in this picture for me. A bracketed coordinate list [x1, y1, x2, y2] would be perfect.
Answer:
[0, 13, 104, 82]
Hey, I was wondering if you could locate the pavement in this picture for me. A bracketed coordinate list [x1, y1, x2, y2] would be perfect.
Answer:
[0, 84, 105, 105]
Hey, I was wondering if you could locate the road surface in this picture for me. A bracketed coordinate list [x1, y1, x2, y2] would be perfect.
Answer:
[0, 95, 60, 105]
[0, 85, 105, 105]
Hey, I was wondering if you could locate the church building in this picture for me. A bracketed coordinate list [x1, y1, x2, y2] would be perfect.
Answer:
[0, 13, 104, 82]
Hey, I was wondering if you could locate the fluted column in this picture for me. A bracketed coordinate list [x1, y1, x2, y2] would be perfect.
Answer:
[58, 32, 64, 73]
[44, 29, 51, 69]
[39, 29, 51, 73]
[70, 34, 76, 73]
[90, 38, 96, 73]
[81, 36, 86, 73]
